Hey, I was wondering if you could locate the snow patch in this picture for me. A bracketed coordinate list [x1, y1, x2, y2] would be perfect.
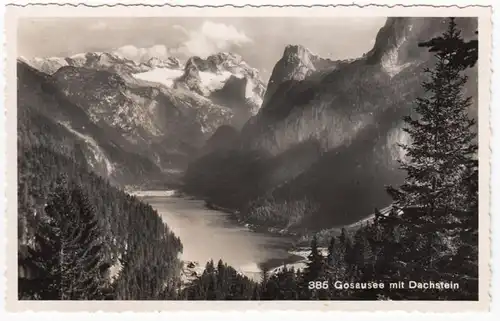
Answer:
[133, 68, 234, 93]
[244, 78, 263, 113]
[198, 70, 233, 91]
[132, 68, 184, 88]
[69, 52, 86, 59]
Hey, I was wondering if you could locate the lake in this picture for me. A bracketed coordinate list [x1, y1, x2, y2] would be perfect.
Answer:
[134, 191, 304, 281]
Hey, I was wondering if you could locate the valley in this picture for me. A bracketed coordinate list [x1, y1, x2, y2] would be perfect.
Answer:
[19, 17, 478, 233]
[16, 15, 480, 301]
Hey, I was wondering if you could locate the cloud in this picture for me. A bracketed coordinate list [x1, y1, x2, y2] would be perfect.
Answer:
[114, 44, 169, 62]
[171, 21, 253, 58]
[172, 24, 189, 35]
[111, 21, 251, 64]
[89, 21, 108, 30]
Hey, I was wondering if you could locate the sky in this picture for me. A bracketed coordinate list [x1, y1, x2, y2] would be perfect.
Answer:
[17, 17, 386, 81]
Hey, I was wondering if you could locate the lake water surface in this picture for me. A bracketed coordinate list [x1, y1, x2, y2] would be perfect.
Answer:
[135, 191, 302, 280]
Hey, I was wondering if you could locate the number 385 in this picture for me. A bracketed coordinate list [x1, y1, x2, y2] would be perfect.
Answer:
[308, 281, 329, 290]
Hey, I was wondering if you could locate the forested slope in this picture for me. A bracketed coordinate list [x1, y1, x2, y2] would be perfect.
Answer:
[18, 105, 183, 299]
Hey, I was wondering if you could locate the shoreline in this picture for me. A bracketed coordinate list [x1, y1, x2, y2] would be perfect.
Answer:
[129, 188, 375, 248]
[131, 189, 309, 278]
[130, 188, 318, 247]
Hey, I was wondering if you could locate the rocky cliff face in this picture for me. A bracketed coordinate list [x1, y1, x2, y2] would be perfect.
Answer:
[185, 17, 479, 230]
[244, 17, 477, 156]
[262, 44, 340, 106]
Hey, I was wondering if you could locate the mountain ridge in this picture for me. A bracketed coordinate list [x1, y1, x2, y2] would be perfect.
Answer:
[18, 48, 268, 187]
[184, 17, 479, 231]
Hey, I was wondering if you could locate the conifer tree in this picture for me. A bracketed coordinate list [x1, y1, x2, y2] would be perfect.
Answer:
[304, 235, 325, 282]
[23, 176, 72, 299]
[260, 266, 270, 285]
[338, 228, 352, 262]
[68, 187, 112, 299]
[386, 17, 477, 216]
[326, 237, 335, 267]
[22, 177, 111, 300]
[418, 22, 478, 69]
[206, 259, 215, 274]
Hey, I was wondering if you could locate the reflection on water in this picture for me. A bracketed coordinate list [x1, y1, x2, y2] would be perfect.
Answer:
[138, 192, 299, 280]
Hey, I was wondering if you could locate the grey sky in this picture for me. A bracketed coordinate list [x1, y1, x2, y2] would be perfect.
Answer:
[18, 17, 386, 81]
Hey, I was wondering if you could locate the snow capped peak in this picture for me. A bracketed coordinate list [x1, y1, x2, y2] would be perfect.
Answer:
[23, 51, 152, 76]
[184, 56, 202, 71]
[132, 51, 266, 121]
[146, 56, 181, 69]
[68, 52, 87, 62]
[207, 52, 243, 68]
[181, 52, 261, 81]
[213, 51, 241, 60]
[23, 48, 266, 127]
[18, 56, 29, 63]
[134, 51, 264, 98]
[24, 56, 70, 75]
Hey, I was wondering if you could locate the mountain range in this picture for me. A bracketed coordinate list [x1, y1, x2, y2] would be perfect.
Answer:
[18, 17, 478, 232]
[18, 50, 266, 187]
[184, 17, 478, 230]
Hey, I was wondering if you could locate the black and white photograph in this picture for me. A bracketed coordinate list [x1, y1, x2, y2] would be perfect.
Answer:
[7, 4, 490, 306]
